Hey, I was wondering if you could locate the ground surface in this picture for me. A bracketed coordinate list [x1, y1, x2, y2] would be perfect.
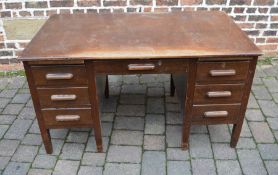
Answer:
[0, 64, 278, 175]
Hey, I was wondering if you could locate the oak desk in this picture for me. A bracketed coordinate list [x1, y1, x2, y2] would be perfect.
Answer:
[19, 12, 262, 154]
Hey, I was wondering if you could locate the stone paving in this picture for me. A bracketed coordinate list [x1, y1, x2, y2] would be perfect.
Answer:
[0, 64, 278, 175]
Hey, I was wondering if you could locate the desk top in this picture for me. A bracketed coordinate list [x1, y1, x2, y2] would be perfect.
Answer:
[20, 12, 261, 61]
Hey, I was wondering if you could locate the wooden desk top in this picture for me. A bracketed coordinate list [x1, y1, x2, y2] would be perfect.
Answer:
[20, 12, 261, 61]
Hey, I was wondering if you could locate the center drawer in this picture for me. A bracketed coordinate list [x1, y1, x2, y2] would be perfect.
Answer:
[37, 87, 90, 108]
[194, 84, 244, 104]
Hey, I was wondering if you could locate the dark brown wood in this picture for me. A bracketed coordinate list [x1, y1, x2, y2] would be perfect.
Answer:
[23, 62, 53, 154]
[37, 87, 90, 108]
[105, 75, 109, 98]
[196, 61, 250, 83]
[85, 61, 103, 152]
[170, 74, 175, 96]
[31, 65, 88, 86]
[230, 57, 258, 147]
[193, 84, 244, 104]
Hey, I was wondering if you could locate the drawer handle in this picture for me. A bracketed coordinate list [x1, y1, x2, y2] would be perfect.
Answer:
[51, 94, 77, 101]
[204, 111, 228, 118]
[207, 91, 232, 98]
[46, 73, 73, 80]
[56, 115, 80, 122]
[128, 64, 155, 71]
[209, 69, 236, 77]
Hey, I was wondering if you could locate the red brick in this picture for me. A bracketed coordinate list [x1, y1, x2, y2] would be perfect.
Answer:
[99, 9, 111, 13]
[255, 23, 267, 29]
[230, 0, 251, 5]
[254, 0, 274, 5]
[266, 38, 278, 43]
[50, 0, 74, 7]
[271, 16, 278, 21]
[25, 1, 48, 8]
[60, 9, 71, 14]
[270, 8, 278, 14]
[34, 11, 45, 16]
[127, 7, 138, 12]
[234, 15, 246, 21]
[197, 7, 208, 11]
[245, 30, 259, 36]
[113, 8, 125, 13]
[206, 0, 226, 5]
[183, 7, 195, 11]
[234, 7, 245, 13]
[73, 9, 84, 14]
[256, 38, 266, 43]
[171, 7, 183, 12]
[222, 8, 232, 13]
[47, 10, 58, 16]
[180, 0, 202, 5]
[238, 23, 254, 29]
[130, 0, 152, 5]
[258, 8, 269, 14]
[154, 8, 169, 12]
[5, 2, 22, 9]
[258, 44, 277, 51]
[87, 9, 98, 13]
[271, 23, 278, 29]
[143, 7, 152, 12]
[246, 8, 256, 13]
[210, 7, 221, 11]
[0, 11, 11, 18]
[19, 11, 31, 17]
[77, 0, 100, 7]
[156, 0, 178, 6]
[248, 15, 268, 21]
[263, 30, 277, 36]
[103, 0, 126, 6]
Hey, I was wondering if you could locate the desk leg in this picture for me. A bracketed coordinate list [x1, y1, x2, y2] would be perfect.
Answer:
[181, 60, 197, 149]
[105, 75, 109, 98]
[23, 62, 53, 154]
[85, 61, 103, 152]
[231, 57, 257, 147]
[170, 74, 175, 96]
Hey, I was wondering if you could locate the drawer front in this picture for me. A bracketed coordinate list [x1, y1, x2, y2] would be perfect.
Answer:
[31, 65, 88, 86]
[196, 61, 250, 82]
[94, 59, 189, 74]
[42, 108, 93, 127]
[192, 104, 241, 124]
[194, 84, 244, 104]
[37, 87, 90, 108]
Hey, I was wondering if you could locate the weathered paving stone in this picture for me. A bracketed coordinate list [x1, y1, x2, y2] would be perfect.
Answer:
[245, 109, 265, 121]
[147, 98, 164, 114]
[147, 87, 164, 97]
[6, 77, 26, 89]
[67, 131, 89, 143]
[166, 103, 181, 112]
[101, 113, 114, 122]
[26, 99, 34, 107]
[12, 145, 39, 162]
[11, 93, 30, 103]
[236, 138, 256, 149]
[142, 151, 166, 175]
[192, 159, 216, 175]
[18, 107, 35, 120]
[262, 77, 278, 93]
[0, 115, 16, 124]
[39, 139, 64, 155]
[237, 149, 267, 175]
[0, 78, 9, 89]
[109, 85, 121, 96]
[107, 145, 142, 163]
[258, 100, 278, 118]
[190, 134, 213, 158]
[28, 169, 52, 175]
[81, 152, 105, 166]
[247, 93, 259, 108]
[50, 129, 68, 139]
[120, 94, 145, 104]
[2, 104, 24, 115]
[102, 96, 118, 113]
[121, 84, 147, 94]
[111, 130, 143, 145]
[123, 75, 139, 84]
[216, 160, 242, 175]
[17, 88, 30, 94]
[212, 143, 237, 160]
[165, 95, 179, 103]
[78, 166, 103, 175]
[0, 125, 9, 139]
[114, 116, 144, 130]
[166, 112, 183, 124]
[0, 98, 10, 108]
[166, 125, 182, 147]
[117, 105, 145, 116]
[144, 135, 165, 150]
[253, 77, 263, 85]
[0, 89, 17, 98]
[104, 163, 140, 175]
[108, 75, 123, 85]
[2, 162, 30, 175]
[167, 148, 189, 160]
[265, 161, 278, 175]
[86, 136, 109, 152]
[32, 155, 57, 169]
[167, 161, 191, 175]
[147, 82, 164, 88]
[228, 120, 252, 137]
[266, 117, 278, 130]
[92, 122, 112, 136]
[0, 139, 20, 156]
[145, 114, 165, 135]
[0, 156, 10, 170]
[22, 134, 42, 145]
[191, 125, 208, 134]
[273, 93, 278, 103]
[252, 85, 272, 100]
[249, 122, 275, 143]
[60, 143, 85, 160]
[258, 144, 278, 160]
[53, 160, 80, 175]
[4, 119, 32, 139]
[29, 119, 40, 134]
[140, 74, 158, 83]
[208, 125, 230, 143]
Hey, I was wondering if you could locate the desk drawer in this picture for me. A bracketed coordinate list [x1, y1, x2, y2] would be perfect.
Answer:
[192, 104, 241, 124]
[37, 87, 90, 108]
[31, 65, 88, 86]
[194, 84, 244, 104]
[42, 108, 93, 128]
[196, 61, 249, 83]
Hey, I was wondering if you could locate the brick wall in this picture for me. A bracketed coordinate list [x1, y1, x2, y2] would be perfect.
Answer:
[0, 0, 277, 63]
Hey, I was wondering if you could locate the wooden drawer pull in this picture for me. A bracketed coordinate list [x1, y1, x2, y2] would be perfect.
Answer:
[51, 94, 77, 101]
[46, 73, 73, 80]
[207, 91, 232, 98]
[56, 115, 80, 122]
[209, 69, 236, 77]
[204, 111, 228, 118]
[128, 64, 155, 71]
